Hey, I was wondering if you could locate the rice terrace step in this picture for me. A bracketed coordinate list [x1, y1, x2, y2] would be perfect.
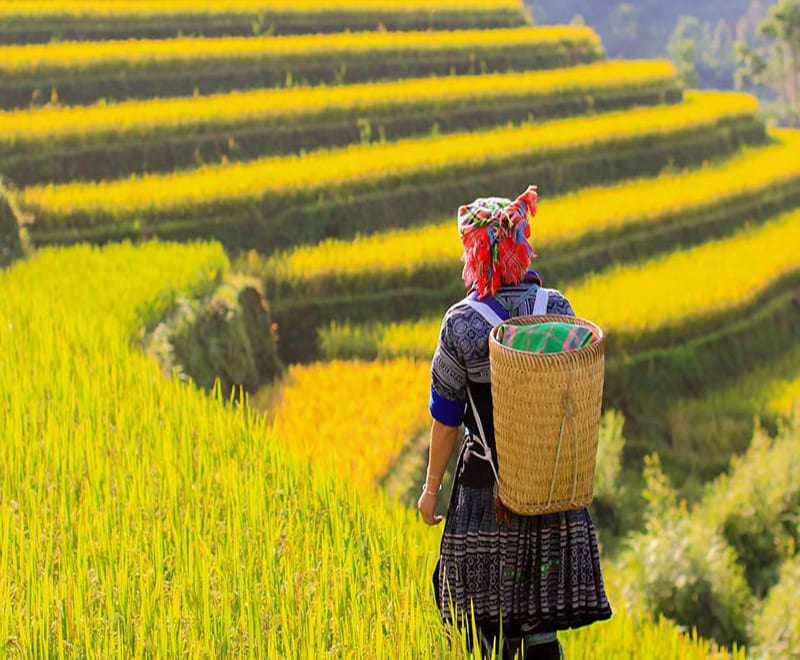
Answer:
[0, 59, 681, 185]
[256, 131, 800, 361]
[0, 25, 603, 108]
[0, 0, 529, 43]
[17, 91, 765, 249]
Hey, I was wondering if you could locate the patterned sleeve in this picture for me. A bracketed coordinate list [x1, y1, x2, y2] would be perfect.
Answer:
[428, 306, 468, 427]
[547, 289, 575, 317]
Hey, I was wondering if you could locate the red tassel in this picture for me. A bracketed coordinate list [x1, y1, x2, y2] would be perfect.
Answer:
[494, 492, 514, 528]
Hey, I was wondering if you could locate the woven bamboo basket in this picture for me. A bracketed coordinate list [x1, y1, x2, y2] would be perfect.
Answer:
[488, 313, 606, 515]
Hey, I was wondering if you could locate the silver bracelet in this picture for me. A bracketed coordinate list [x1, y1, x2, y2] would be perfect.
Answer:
[422, 482, 442, 496]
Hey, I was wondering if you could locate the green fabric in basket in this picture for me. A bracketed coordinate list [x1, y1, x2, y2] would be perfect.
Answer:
[496, 320, 597, 354]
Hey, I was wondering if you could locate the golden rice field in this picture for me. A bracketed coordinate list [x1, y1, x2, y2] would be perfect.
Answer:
[0, 25, 598, 75]
[0, 238, 748, 657]
[0, 60, 677, 147]
[17, 90, 758, 229]
[0, 0, 521, 17]
[265, 129, 800, 289]
[565, 207, 799, 334]
[269, 359, 431, 491]
[320, 206, 800, 359]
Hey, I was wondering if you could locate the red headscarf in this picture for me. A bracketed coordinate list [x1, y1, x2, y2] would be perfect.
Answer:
[457, 185, 538, 299]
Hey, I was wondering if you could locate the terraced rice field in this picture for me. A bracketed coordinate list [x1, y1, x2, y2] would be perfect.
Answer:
[260, 130, 800, 298]
[17, 91, 763, 249]
[0, 59, 681, 184]
[2, 1, 797, 655]
[0, 26, 603, 107]
[318, 207, 800, 358]
[0, 0, 528, 42]
[0, 239, 750, 657]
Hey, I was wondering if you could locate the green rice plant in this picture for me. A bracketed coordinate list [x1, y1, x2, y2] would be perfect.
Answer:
[0, 60, 681, 185]
[0, 26, 603, 108]
[20, 91, 764, 250]
[0, 239, 747, 657]
[0, 0, 528, 44]
[664, 341, 800, 471]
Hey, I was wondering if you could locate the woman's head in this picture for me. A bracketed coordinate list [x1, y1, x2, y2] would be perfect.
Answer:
[457, 185, 538, 299]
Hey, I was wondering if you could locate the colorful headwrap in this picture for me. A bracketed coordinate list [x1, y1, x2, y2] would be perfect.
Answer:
[458, 184, 538, 299]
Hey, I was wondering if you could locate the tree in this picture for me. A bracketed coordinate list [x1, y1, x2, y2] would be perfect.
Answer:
[761, 0, 800, 124]
[668, 16, 706, 87]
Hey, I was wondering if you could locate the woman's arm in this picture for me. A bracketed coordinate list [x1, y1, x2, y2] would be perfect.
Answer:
[417, 418, 459, 525]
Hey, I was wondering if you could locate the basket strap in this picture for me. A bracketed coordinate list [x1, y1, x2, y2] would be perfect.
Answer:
[533, 286, 549, 314]
[546, 392, 580, 509]
[465, 383, 499, 483]
[462, 299, 507, 327]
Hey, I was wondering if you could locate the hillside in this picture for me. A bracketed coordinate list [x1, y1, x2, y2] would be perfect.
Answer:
[1, 0, 798, 656]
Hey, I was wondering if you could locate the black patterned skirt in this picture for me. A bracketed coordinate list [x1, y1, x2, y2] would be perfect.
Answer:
[434, 482, 613, 634]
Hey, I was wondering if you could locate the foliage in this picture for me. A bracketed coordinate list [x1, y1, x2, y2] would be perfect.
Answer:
[146, 276, 282, 396]
[619, 409, 800, 650]
[593, 409, 627, 503]
[618, 454, 754, 648]
[736, 0, 800, 126]
[751, 553, 800, 659]
[696, 416, 800, 599]
[589, 409, 631, 540]
[528, 0, 761, 89]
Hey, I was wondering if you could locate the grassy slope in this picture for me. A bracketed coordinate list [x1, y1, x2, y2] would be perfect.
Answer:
[0, 239, 747, 658]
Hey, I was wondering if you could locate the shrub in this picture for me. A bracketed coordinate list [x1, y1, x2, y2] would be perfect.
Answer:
[618, 454, 753, 648]
[146, 276, 282, 396]
[0, 178, 23, 267]
[751, 554, 800, 659]
[697, 416, 800, 598]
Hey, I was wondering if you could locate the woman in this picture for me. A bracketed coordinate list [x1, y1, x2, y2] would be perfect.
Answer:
[418, 185, 613, 659]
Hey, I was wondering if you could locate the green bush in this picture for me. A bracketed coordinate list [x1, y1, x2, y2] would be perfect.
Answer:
[751, 554, 800, 659]
[0, 178, 23, 267]
[618, 453, 754, 648]
[589, 408, 636, 546]
[697, 416, 800, 599]
[146, 276, 282, 397]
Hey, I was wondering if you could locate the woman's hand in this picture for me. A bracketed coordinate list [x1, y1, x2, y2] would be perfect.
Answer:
[418, 488, 443, 526]
[419, 418, 457, 525]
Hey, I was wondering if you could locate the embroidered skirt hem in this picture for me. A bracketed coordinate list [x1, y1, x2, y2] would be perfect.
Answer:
[436, 483, 613, 632]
